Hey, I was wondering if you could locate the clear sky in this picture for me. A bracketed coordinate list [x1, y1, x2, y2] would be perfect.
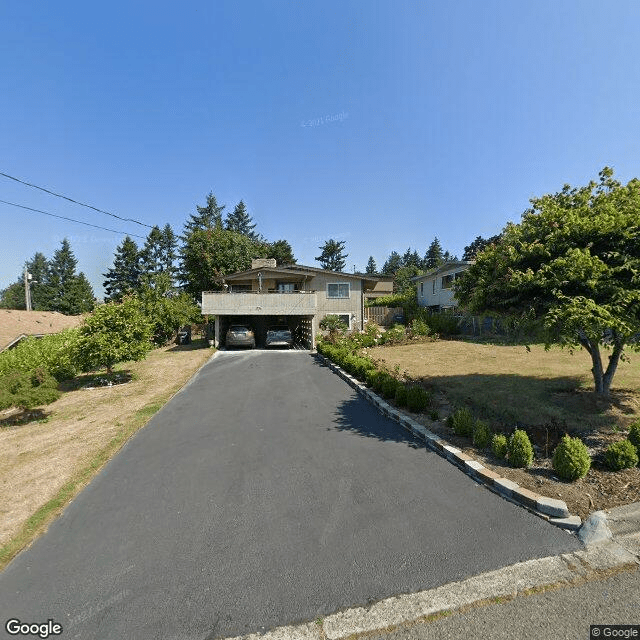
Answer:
[2, 1, 640, 298]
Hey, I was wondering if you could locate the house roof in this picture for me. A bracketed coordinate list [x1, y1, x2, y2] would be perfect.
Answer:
[410, 260, 474, 282]
[0, 310, 84, 352]
[222, 263, 390, 286]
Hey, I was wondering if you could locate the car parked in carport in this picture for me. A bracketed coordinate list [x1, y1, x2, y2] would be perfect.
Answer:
[265, 325, 293, 348]
[226, 325, 256, 348]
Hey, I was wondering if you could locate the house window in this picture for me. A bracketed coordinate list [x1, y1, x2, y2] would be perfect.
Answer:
[441, 274, 455, 289]
[335, 314, 351, 329]
[327, 282, 350, 298]
[277, 282, 296, 292]
[420, 282, 424, 296]
[432, 279, 436, 294]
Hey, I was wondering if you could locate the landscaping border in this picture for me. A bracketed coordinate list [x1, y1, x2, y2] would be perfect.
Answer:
[315, 353, 583, 532]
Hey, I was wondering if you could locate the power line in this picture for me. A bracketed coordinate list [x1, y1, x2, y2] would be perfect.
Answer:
[0, 171, 155, 229]
[0, 199, 146, 239]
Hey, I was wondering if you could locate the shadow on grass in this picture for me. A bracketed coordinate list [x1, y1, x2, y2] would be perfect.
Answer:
[167, 338, 212, 352]
[58, 370, 134, 392]
[411, 372, 638, 433]
[0, 408, 51, 428]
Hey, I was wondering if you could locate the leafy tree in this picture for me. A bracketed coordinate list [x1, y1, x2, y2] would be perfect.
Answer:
[103, 236, 142, 302]
[75, 296, 153, 374]
[394, 265, 424, 295]
[315, 239, 348, 272]
[463, 234, 502, 261]
[136, 272, 201, 345]
[382, 251, 402, 275]
[0, 282, 26, 310]
[423, 238, 444, 269]
[225, 200, 260, 240]
[365, 256, 378, 274]
[181, 227, 266, 299]
[266, 239, 296, 265]
[455, 168, 640, 396]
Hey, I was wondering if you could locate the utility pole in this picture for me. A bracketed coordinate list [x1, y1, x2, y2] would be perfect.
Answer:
[24, 267, 33, 311]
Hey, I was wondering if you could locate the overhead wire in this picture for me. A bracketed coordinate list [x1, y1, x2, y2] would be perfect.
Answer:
[0, 199, 146, 239]
[0, 171, 155, 229]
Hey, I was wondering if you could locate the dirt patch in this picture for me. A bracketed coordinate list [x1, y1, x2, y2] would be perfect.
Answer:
[368, 341, 640, 520]
[0, 309, 84, 351]
[0, 342, 213, 550]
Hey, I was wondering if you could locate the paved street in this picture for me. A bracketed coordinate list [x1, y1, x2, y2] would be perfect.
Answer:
[0, 351, 580, 639]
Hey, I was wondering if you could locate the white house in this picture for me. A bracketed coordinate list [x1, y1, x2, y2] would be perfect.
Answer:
[412, 261, 474, 311]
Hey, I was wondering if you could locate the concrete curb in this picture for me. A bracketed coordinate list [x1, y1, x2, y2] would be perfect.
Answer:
[315, 354, 583, 532]
[224, 541, 639, 640]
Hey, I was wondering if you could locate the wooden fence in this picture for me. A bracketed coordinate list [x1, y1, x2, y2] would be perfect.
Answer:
[364, 306, 404, 326]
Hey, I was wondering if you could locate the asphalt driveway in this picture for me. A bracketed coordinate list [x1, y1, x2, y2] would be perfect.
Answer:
[0, 351, 580, 639]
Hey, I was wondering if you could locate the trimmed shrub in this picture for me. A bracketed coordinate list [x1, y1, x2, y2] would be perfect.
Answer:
[379, 324, 406, 345]
[451, 408, 474, 437]
[551, 435, 591, 480]
[508, 429, 534, 468]
[365, 368, 382, 388]
[472, 420, 492, 449]
[605, 440, 639, 471]
[406, 386, 431, 412]
[409, 318, 431, 337]
[381, 376, 399, 399]
[394, 383, 408, 407]
[492, 434, 508, 459]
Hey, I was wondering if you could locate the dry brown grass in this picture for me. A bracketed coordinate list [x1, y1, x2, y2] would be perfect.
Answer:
[0, 342, 213, 568]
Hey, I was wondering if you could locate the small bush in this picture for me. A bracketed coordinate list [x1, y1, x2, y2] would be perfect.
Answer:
[0, 367, 61, 410]
[379, 324, 406, 345]
[605, 440, 639, 471]
[551, 435, 591, 480]
[409, 318, 431, 337]
[429, 409, 439, 421]
[628, 420, 640, 454]
[472, 420, 492, 449]
[451, 408, 474, 437]
[381, 375, 399, 399]
[394, 384, 408, 407]
[406, 386, 431, 412]
[492, 434, 508, 459]
[508, 429, 534, 468]
[445, 413, 455, 429]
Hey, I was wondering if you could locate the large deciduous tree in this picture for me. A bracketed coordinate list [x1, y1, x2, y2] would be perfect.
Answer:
[315, 239, 348, 272]
[462, 234, 502, 261]
[455, 168, 640, 396]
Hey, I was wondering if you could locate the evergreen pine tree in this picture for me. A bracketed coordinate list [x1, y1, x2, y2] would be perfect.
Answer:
[183, 192, 225, 235]
[103, 236, 142, 302]
[365, 256, 378, 274]
[225, 200, 259, 240]
[159, 224, 178, 277]
[0, 282, 26, 309]
[63, 272, 95, 315]
[140, 226, 164, 274]
[48, 239, 79, 313]
[381, 251, 402, 275]
[25, 252, 52, 311]
[315, 239, 348, 272]
[423, 238, 445, 269]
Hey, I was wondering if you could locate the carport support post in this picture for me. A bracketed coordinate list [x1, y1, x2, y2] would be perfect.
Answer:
[311, 318, 316, 350]
[214, 317, 220, 348]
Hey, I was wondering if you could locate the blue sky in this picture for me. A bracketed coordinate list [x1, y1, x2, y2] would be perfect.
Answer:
[2, 1, 640, 298]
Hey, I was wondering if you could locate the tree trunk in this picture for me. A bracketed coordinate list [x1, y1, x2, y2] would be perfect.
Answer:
[577, 330, 605, 395]
[602, 331, 625, 397]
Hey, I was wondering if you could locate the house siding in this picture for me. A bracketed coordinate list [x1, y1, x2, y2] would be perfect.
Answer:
[416, 264, 472, 309]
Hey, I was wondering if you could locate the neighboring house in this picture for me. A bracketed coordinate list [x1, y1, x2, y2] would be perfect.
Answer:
[412, 261, 474, 311]
[200, 259, 393, 348]
[0, 310, 84, 352]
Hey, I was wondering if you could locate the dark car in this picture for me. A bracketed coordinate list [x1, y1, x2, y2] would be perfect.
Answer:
[265, 325, 293, 348]
[226, 324, 256, 349]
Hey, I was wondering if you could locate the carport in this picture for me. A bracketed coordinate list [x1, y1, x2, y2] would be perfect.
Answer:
[215, 314, 315, 349]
